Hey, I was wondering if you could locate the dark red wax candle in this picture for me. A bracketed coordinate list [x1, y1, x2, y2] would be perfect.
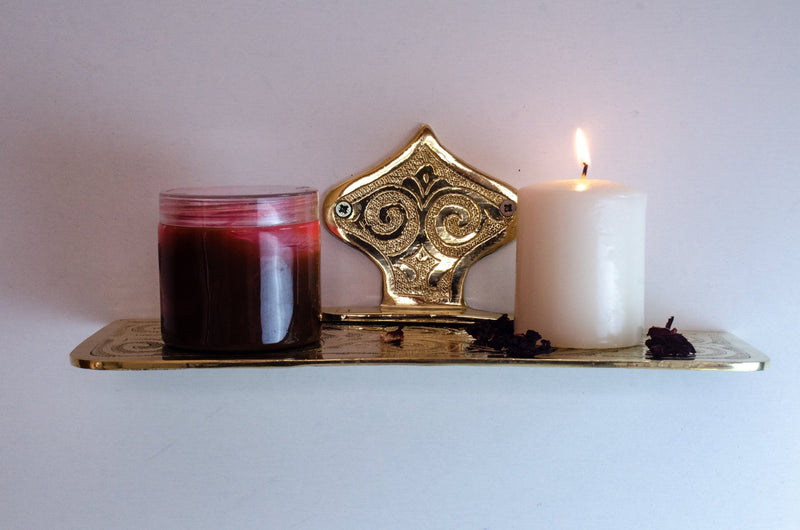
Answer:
[158, 186, 320, 352]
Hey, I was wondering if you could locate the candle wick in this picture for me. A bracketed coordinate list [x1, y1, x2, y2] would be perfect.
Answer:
[581, 163, 588, 179]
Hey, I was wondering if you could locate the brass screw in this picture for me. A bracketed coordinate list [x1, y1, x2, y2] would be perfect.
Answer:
[500, 199, 516, 217]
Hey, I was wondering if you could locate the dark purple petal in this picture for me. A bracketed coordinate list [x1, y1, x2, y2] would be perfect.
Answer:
[466, 315, 554, 358]
[646, 317, 696, 359]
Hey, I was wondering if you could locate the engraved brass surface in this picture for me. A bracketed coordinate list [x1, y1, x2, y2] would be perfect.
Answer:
[71, 319, 769, 371]
[323, 125, 517, 321]
[321, 306, 509, 325]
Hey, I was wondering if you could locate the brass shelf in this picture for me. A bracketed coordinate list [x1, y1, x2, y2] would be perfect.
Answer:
[70, 319, 768, 371]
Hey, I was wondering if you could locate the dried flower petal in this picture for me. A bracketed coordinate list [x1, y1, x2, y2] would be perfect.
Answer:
[381, 326, 404, 345]
[645, 317, 696, 359]
[466, 314, 554, 358]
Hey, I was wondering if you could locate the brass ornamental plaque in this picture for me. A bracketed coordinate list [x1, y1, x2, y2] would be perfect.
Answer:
[323, 125, 517, 322]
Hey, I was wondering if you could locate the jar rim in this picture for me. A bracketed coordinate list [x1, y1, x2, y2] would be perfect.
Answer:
[160, 185, 316, 200]
[159, 185, 318, 227]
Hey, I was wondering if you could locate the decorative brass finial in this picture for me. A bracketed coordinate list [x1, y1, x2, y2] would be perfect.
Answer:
[323, 125, 517, 323]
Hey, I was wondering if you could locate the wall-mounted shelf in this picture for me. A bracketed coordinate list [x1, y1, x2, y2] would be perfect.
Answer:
[70, 319, 768, 371]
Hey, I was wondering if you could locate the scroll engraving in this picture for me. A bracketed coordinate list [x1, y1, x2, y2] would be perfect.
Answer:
[324, 126, 517, 313]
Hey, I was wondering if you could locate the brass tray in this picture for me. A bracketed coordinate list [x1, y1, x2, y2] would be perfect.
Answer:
[70, 319, 768, 371]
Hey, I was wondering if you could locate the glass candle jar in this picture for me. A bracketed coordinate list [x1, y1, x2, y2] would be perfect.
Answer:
[158, 186, 320, 352]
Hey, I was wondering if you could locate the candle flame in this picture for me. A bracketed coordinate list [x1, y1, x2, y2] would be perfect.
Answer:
[575, 128, 591, 172]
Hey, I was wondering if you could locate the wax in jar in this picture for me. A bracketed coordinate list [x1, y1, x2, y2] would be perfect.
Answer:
[158, 186, 320, 352]
[514, 179, 646, 349]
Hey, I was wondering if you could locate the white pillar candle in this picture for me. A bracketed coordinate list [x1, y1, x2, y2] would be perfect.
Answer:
[514, 130, 646, 348]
